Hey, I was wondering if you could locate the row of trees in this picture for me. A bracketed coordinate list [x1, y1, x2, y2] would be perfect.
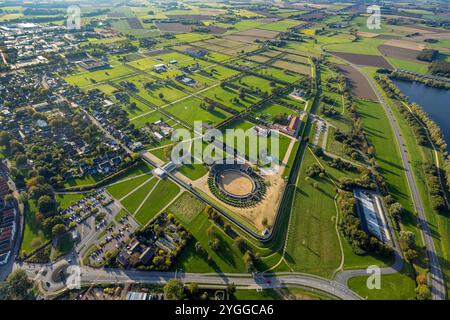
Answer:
[375, 75, 449, 211]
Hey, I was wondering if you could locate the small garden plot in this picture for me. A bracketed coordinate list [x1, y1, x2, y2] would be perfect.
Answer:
[231, 59, 259, 69]
[64, 65, 135, 87]
[206, 52, 232, 63]
[121, 177, 159, 214]
[256, 67, 303, 83]
[234, 75, 284, 95]
[259, 49, 281, 58]
[136, 83, 188, 107]
[203, 38, 243, 48]
[258, 20, 302, 32]
[271, 60, 311, 76]
[134, 179, 180, 225]
[200, 85, 261, 111]
[220, 43, 260, 56]
[233, 28, 280, 39]
[164, 96, 232, 127]
[110, 19, 160, 38]
[283, 53, 310, 64]
[122, 53, 144, 62]
[246, 54, 272, 63]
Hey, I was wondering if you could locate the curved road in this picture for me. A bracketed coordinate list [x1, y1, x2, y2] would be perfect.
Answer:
[332, 56, 446, 300]
[23, 259, 361, 300]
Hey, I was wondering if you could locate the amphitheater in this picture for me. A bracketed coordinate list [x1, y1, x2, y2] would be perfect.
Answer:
[208, 163, 266, 207]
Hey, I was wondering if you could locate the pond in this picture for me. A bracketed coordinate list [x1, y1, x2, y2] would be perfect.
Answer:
[392, 79, 450, 151]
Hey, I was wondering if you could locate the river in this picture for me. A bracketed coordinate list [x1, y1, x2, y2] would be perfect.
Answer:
[392, 79, 450, 151]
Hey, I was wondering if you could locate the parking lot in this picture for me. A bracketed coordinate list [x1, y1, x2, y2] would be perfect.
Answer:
[88, 214, 139, 266]
[60, 189, 113, 226]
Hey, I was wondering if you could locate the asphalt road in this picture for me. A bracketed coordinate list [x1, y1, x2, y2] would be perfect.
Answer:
[25, 259, 361, 300]
[349, 62, 446, 300]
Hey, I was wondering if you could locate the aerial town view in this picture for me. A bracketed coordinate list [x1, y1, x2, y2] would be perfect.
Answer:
[0, 0, 450, 308]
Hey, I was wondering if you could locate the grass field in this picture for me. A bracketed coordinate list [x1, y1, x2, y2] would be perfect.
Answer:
[64, 65, 135, 88]
[20, 201, 49, 256]
[234, 75, 283, 95]
[56, 193, 86, 210]
[134, 179, 180, 225]
[164, 96, 232, 127]
[355, 99, 420, 240]
[106, 174, 153, 200]
[167, 192, 206, 225]
[386, 57, 429, 74]
[200, 85, 261, 111]
[121, 177, 158, 214]
[326, 37, 385, 56]
[257, 66, 303, 83]
[348, 273, 416, 300]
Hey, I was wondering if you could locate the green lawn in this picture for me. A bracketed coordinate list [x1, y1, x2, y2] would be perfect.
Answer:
[56, 193, 85, 210]
[121, 177, 158, 214]
[386, 57, 429, 74]
[326, 37, 386, 56]
[164, 96, 232, 127]
[20, 200, 49, 257]
[107, 174, 153, 200]
[283, 147, 354, 277]
[167, 192, 206, 225]
[348, 273, 416, 300]
[134, 178, 180, 225]
[256, 67, 303, 83]
[172, 212, 247, 273]
[63, 65, 135, 87]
